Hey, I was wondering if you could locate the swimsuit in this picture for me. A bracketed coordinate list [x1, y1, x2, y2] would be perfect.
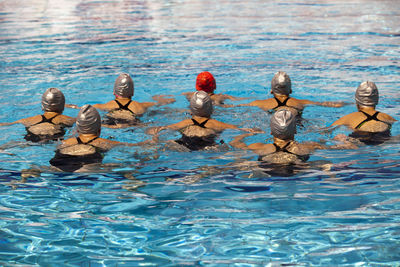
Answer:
[49, 136, 104, 172]
[273, 97, 303, 117]
[191, 118, 209, 128]
[355, 111, 390, 129]
[273, 96, 290, 109]
[103, 100, 139, 126]
[25, 114, 65, 142]
[350, 111, 392, 145]
[258, 141, 309, 163]
[114, 99, 135, 114]
[175, 118, 222, 150]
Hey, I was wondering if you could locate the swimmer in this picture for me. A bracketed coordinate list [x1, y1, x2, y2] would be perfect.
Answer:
[182, 71, 246, 107]
[92, 73, 175, 128]
[239, 71, 345, 116]
[230, 108, 330, 165]
[149, 91, 259, 151]
[50, 105, 148, 172]
[331, 81, 396, 145]
[0, 88, 75, 142]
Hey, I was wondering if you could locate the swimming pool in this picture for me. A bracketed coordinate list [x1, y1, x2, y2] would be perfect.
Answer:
[1, 0, 400, 265]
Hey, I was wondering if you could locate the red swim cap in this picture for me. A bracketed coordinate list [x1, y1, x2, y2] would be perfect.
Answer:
[196, 72, 216, 93]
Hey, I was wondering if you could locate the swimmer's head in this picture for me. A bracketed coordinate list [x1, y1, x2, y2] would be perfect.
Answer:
[76, 105, 101, 135]
[190, 91, 213, 118]
[113, 73, 134, 98]
[270, 109, 296, 140]
[355, 81, 379, 107]
[271, 71, 292, 95]
[196, 71, 216, 93]
[41, 88, 65, 113]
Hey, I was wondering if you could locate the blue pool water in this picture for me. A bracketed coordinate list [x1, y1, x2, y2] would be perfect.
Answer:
[1, 0, 400, 265]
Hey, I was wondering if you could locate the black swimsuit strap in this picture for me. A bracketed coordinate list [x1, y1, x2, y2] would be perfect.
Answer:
[36, 114, 58, 125]
[76, 136, 99, 145]
[274, 96, 290, 108]
[355, 111, 381, 129]
[115, 99, 134, 113]
[273, 141, 292, 153]
[191, 118, 209, 128]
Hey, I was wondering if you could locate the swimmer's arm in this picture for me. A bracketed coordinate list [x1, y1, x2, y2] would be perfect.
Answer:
[59, 116, 76, 126]
[222, 94, 249, 101]
[165, 119, 193, 130]
[181, 92, 194, 101]
[146, 119, 192, 135]
[152, 95, 176, 106]
[329, 134, 359, 150]
[237, 99, 275, 111]
[114, 139, 154, 147]
[209, 120, 239, 131]
[298, 99, 346, 108]
[65, 104, 80, 109]
[0, 116, 39, 127]
[0, 121, 19, 126]
[138, 102, 157, 110]
[230, 133, 255, 149]
[331, 115, 350, 127]
[301, 141, 328, 151]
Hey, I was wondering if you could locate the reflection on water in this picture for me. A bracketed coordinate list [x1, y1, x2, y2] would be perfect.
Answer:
[0, 0, 400, 265]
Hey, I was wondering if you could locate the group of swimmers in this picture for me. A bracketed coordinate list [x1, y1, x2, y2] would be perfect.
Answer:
[0, 71, 396, 172]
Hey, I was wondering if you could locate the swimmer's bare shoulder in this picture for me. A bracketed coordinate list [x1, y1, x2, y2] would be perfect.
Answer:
[377, 112, 397, 123]
[53, 115, 76, 126]
[284, 97, 305, 110]
[59, 137, 78, 148]
[93, 100, 119, 111]
[127, 100, 149, 115]
[331, 112, 359, 127]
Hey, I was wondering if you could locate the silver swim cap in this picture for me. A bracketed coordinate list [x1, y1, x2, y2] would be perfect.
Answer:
[355, 81, 379, 107]
[190, 91, 213, 118]
[76, 105, 101, 134]
[41, 88, 65, 113]
[271, 71, 292, 95]
[270, 109, 296, 139]
[113, 73, 134, 98]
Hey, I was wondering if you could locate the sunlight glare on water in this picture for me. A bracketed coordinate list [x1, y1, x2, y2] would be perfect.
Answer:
[0, 0, 400, 266]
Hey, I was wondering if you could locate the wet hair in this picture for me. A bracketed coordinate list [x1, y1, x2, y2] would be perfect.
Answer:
[190, 91, 213, 118]
[355, 81, 379, 107]
[271, 71, 292, 95]
[270, 109, 296, 140]
[113, 73, 134, 98]
[41, 88, 65, 113]
[196, 71, 216, 93]
[76, 105, 101, 134]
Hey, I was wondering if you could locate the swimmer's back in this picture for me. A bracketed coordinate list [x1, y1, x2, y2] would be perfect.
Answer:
[333, 110, 395, 132]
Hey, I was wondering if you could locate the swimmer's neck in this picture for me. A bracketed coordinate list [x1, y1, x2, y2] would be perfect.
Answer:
[78, 133, 100, 142]
[115, 95, 132, 100]
[43, 111, 61, 116]
[358, 105, 376, 114]
[273, 137, 293, 146]
[273, 93, 289, 101]
[192, 115, 210, 121]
